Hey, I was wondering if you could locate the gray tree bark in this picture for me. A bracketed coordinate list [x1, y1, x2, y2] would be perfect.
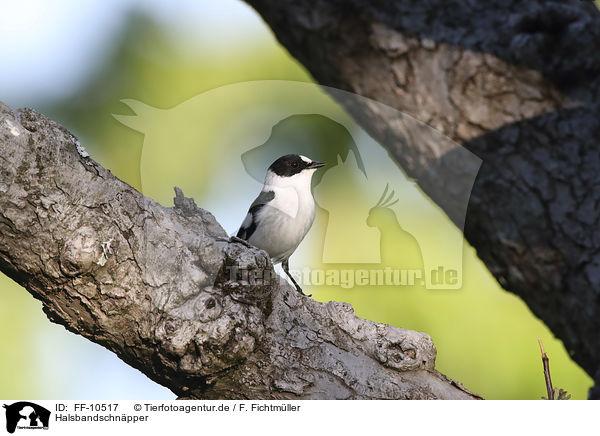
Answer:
[0, 102, 479, 399]
[244, 0, 600, 397]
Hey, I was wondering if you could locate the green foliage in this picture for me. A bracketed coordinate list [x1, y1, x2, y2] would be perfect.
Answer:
[0, 275, 44, 398]
[46, 12, 312, 192]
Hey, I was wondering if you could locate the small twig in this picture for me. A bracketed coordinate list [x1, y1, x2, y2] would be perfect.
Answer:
[538, 338, 554, 400]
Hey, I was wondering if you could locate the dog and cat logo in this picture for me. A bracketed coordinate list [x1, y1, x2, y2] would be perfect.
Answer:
[2, 402, 50, 433]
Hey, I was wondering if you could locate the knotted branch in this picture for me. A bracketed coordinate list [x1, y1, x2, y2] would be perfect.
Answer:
[0, 102, 479, 399]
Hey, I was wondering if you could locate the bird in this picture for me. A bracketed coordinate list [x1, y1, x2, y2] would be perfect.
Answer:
[235, 154, 325, 296]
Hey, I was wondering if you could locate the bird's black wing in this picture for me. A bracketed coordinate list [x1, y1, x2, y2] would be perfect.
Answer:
[236, 190, 275, 241]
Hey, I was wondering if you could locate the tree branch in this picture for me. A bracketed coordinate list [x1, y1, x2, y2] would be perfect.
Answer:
[245, 0, 600, 397]
[0, 102, 479, 399]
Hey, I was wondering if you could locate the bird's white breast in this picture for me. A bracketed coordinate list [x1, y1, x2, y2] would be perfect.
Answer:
[248, 169, 317, 263]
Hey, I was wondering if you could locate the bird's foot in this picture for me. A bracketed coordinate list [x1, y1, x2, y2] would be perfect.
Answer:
[230, 295, 254, 305]
[217, 235, 254, 249]
[294, 284, 312, 298]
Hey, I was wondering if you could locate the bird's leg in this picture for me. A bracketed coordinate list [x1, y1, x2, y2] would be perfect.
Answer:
[282, 259, 311, 297]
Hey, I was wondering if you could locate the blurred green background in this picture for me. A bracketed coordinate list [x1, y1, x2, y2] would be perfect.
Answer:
[0, 0, 594, 399]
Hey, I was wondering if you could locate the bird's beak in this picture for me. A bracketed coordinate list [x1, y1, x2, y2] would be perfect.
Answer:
[307, 161, 326, 169]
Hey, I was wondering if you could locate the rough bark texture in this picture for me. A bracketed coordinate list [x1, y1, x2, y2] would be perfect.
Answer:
[244, 0, 600, 397]
[0, 102, 479, 399]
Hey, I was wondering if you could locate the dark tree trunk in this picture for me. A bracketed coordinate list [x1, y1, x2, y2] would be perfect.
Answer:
[245, 0, 600, 397]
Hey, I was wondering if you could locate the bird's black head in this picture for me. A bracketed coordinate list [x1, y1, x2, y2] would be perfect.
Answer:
[268, 154, 325, 177]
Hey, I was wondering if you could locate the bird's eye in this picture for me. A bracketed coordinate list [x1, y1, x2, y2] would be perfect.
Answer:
[292, 162, 298, 168]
